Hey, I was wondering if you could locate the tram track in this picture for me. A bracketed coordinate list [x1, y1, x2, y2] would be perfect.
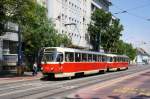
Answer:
[0, 65, 149, 98]
[38, 66, 150, 99]
[5, 65, 149, 99]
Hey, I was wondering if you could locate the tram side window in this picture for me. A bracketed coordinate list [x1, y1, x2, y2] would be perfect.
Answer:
[118, 57, 120, 62]
[65, 52, 74, 62]
[107, 57, 110, 62]
[116, 57, 118, 62]
[82, 53, 87, 62]
[114, 57, 116, 62]
[117, 57, 119, 62]
[120, 57, 122, 62]
[88, 54, 93, 62]
[75, 53, 81, 62]
[119, 57, 122, 62]
[126, 58, 128, 62]
[123, 58, 125, 62]
[98, 55, 102, 62]
[93, 55, 97, 62]
[110, 57, 113, 62]
[102, 56, 106, 62]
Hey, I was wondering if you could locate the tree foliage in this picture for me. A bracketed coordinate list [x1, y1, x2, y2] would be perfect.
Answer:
[88, 9, 124, 52]
[88, 9, 112, 51]
[116, 40, 136, 60]
[102, 19, 123, 52]
[88, 9, 136, 60]
[0, 0, 7, 35]
[22, 4, 71, 64]
[1, 0, 71, 65]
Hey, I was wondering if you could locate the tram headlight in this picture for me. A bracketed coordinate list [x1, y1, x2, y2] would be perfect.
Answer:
[51, 67, 54, 71]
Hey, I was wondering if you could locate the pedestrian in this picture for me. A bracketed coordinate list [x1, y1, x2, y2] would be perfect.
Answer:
[32, 62, 38, 76]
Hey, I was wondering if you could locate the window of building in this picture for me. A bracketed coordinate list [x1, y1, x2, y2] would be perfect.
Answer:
[9, 41, 17, 54]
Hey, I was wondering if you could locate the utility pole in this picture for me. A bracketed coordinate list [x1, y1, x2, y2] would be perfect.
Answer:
[17, 25, 23, 76]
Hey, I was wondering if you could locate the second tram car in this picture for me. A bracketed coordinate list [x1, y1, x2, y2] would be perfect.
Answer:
[41, 47, 129, 78]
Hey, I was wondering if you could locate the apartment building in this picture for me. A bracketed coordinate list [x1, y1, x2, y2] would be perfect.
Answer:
[47, 0, 111, 48]
[0, 0, 111, 71]
[0, 22, 18, 71]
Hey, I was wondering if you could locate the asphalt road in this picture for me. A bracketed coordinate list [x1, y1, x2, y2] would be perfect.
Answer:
[0, 65, 149, 99]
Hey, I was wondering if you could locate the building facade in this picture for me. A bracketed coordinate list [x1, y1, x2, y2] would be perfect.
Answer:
[0, 22, 18, 71]
[47, 0, 111, 48]
[0, 0, 111, 71]
[135, 48, 150, 65]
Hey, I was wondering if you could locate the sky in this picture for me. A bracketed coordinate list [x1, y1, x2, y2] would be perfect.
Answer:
[110, 0, 150, 54]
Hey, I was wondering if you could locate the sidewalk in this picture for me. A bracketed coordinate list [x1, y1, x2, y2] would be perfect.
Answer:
[0, 71, 43, 84]
[67, 69, 150, 99]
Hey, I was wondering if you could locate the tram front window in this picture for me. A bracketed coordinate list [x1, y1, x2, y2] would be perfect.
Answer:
[42, 52, 56, 62]
[56, 53, 63, 62]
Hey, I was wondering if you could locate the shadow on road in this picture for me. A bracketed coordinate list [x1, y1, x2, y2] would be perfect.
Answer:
[40, 71, 106, 81]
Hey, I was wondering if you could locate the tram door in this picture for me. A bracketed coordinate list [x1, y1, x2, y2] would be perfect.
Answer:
[56, 53, 63, 72]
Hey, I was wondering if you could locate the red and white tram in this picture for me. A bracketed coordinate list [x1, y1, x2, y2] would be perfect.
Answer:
[41, 47, 129, 78]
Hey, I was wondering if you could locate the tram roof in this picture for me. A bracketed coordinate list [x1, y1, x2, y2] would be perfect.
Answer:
[43, 47, 129, 58]
[44, 47, 105, 55]
[105, 53, 129, 58]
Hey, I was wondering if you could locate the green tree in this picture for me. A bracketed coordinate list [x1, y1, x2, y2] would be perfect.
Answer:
[88, 9, 112, 51]
[0, 0, 8, 35]
[0, 0, 36, 25]
[22, 4, 71, 65]
[1, 0, 71, 66]
[102, 19, 123, 52]
[116, 40, 136, 60]
[124, 43, 136, 60]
